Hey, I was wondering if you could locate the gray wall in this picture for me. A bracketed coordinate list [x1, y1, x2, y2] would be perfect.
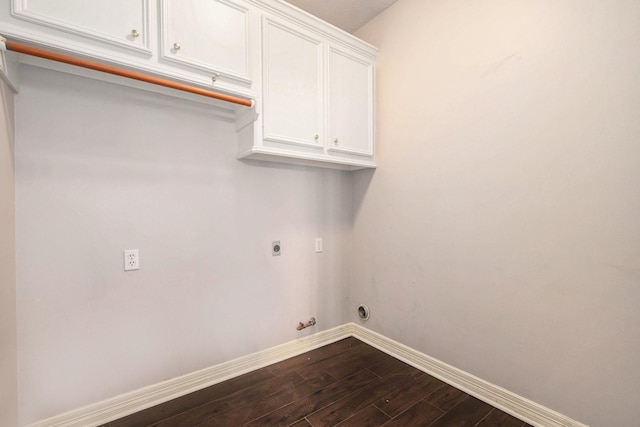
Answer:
[0, 76, 17, 427]
[13, 1, 640, 425]
[14, 66, 352, 424]
[353, 1, 640, 426]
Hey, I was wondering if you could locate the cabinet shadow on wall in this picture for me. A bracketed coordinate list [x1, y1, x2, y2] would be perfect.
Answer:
[350, 168, 375, 227]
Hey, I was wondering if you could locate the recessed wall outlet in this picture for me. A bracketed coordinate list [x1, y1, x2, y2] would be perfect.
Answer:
[124, 249, 139, 271]
[272, 241, 281, 256]
[315, 237, 323, 253]
[358, 304, 370, 320]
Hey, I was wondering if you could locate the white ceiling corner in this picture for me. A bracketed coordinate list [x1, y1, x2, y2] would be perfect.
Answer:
[282, 0, 399, 33]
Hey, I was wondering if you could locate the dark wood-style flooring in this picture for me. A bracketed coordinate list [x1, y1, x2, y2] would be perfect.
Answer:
[104, 338, 533, 426]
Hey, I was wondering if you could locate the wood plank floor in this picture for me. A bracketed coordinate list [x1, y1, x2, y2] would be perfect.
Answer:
[104, 338, 533, 426]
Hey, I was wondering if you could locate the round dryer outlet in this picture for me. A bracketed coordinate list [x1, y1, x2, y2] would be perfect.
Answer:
[357, 304, 370, 320]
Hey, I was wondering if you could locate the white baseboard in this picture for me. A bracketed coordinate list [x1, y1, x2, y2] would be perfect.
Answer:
[29, 324, 352, 427]
[349, 323, 589, 427]
[30, 323, 588, 427]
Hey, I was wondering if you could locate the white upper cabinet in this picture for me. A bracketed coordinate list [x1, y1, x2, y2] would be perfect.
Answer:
[327, 46, 374, 157]
[3, 0, 257, 95]
[11, 0, 150, 54]
[237, 11, 376, 170]
[1, 0, 376, 170]
[160, 0, 251, 83]
[262, 16, 323, 149]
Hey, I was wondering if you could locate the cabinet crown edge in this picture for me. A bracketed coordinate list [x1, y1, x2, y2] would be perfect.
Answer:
[247, 0, 378, 60]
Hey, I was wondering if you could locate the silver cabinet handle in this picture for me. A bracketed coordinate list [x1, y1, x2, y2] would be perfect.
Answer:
[314, 134, 319, 140]
[212, 73, 219, 83]
[173, 42, 181, 50]
[131, 29, 140, 38]
[333, 138, 339, 145]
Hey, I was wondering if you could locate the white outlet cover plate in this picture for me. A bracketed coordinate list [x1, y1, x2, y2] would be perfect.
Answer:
[124, 249, 139, 271]
[315, 238, 323, 253]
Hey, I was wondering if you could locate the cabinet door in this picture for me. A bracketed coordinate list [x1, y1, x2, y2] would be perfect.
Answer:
[262, 17, 323, 149]
[11, 0, 149, 54]
[160, 0, 250, 83]
[327, 47, 374, 157]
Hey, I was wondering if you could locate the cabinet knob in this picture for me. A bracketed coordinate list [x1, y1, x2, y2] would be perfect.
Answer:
[173, 42, 181, 50]
[131, 29, 140, 38]
[314, 134, 319, 140]
[212, 73, 219, 83]
[333, 138, 339, 145]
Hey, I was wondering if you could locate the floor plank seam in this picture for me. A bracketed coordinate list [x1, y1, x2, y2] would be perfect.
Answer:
[298, 369, 384, 426]
[384, 397, 442, 427]
[374, 402, 393, 419]
[474, 407, 496, 426]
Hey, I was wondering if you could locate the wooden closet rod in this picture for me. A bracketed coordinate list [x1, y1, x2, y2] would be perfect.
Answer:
[3, 39, 253, 107]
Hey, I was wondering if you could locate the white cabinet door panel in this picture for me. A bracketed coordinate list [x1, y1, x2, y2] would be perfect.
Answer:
[12, 0, 149, 53]
[161, 0, 250, 82]
[328, 47, 374, 157]
[262, 17, 323, 149]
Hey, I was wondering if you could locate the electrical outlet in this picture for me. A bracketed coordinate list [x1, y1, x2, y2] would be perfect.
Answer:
[315, 237, 323, 253]
[124, 249, 139, 271]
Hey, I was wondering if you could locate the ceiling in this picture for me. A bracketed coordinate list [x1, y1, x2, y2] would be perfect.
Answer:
[283, 0, 399, 33]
